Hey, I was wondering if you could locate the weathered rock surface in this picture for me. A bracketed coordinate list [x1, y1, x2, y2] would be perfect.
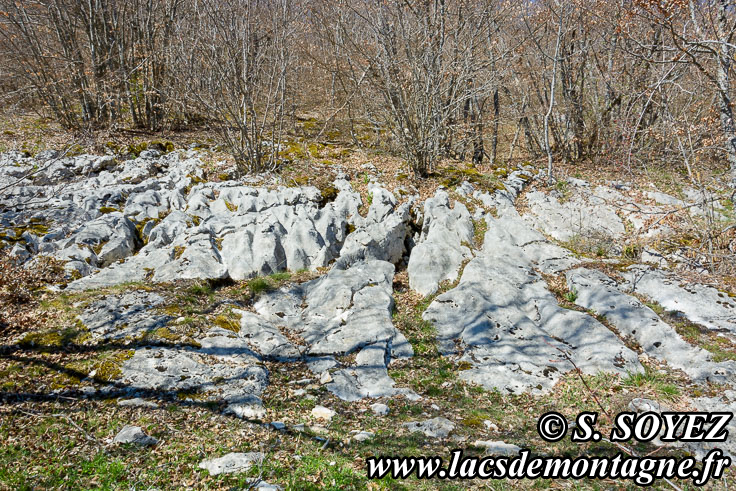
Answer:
[567, 268, 736, 386]
[1, 150, 417, 289]
[234, 310, 301, 361]
[524, 186, 625, 242]
[370, 403, 389, 416]
[6, 149, 736, 463]
[473, 440, 521, 456]
[78, 291, 170, 341]
[333, 186, 411, 268]
[198, 452, 264, 476]
[311, 405, 335, 421]
[423, 208, 641, 394]
[91, 260, 414, 405]
[352, 430, 374, 442]
[120, 340, 267, 418]
[117, 397, 159, 409]
[408, 189, 474, 296]
[622, 266, 736, 334]
[404, 417, 455, 438]
[112, 425, 157, 446]
[521, 180, 712, 244]
[253, 259, 417, 401]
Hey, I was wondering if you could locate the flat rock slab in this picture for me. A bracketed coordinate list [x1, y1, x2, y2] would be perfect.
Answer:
[78, 291, 170, 341]
[311, 405, 335, 421]
[370, 403, 389, 416]
[524, 181, 683, 243]
[198, 452, 264, 476]
[234, 310, 301, 361]
[567, 268, 736, 386]
[113, 260, 416, 408]
[524, 187, 625, 242]
[404, 417, 455, 438]
[622, 266, 736, 334]
[117, 397, 159, 409]
[120, 340, 267, 418]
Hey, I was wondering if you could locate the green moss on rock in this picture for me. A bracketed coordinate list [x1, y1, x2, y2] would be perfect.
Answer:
[94, 350, 135, 382]
[213, 314, 240, 333]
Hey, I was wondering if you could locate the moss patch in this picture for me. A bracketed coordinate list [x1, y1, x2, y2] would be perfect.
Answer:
[93, 350, 135, 382]
[173, 246, 185, 260]
[213, 314, 240, 333]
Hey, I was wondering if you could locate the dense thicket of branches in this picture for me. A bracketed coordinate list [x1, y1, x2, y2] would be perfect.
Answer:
[1, 0, 735, 182]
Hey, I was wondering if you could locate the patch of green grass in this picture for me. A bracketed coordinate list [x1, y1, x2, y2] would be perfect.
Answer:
[93, 350, 135, 382]
[248, 277, 272, 295]
[19, 326, 88, 352]
[555, 179, 570, 201]
[436, 164, 503, 192]
[187, 282, 213, 297]
[563, 288, 578, 303]
[269, 271, 291, 282]
[623, 368, 680, 400]
[559, 232, 615, 258]
[622, 243, 642, 259]
[472, 217, 488, 249]
[266, 452, 367, 490]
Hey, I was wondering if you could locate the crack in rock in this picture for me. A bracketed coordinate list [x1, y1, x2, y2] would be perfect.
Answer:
[408, 189, 474, 296]
[567, 267, 736, 386]
[622, 266, 736, 334]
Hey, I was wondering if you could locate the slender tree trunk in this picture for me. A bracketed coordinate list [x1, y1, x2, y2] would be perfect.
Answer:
[544, 2, 565, 182]
[491, 85, 499, 164]
[716, 0, 736, 190]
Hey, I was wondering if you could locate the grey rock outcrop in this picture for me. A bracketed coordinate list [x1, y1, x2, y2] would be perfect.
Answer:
[120, 339, 267, 419]
[524, 187, 625, 242]
[3, 151, 413, 289]
[334, 186, 411, 268]
[622, 266, 736, 334]
[423, 207, 640, 394]
[567, 268, 736, 386]
[408, 190, 474, 296]
[253, 259, 417, 401]
[404, 417, 455, 438]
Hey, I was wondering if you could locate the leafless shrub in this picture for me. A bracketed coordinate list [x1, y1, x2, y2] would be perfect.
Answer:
[170, 0, 297, 174]
[0, 0, 182, 131]
[327, 0, 508, 177]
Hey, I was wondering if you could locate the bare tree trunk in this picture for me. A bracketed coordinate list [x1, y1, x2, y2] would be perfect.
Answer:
[716, 0, 736, 189]
[544, 2, 565, 181]
[491, 84, 499, 164]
